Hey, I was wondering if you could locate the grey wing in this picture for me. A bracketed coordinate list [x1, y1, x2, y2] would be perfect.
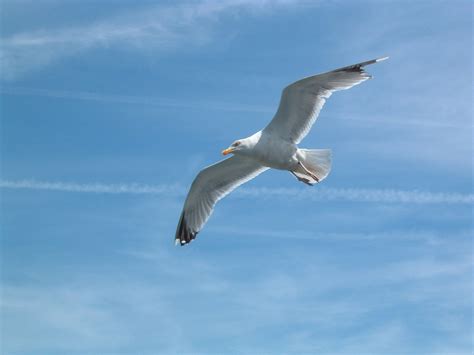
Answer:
[264, 57, 388, 144]
[175, 155, 268, 245]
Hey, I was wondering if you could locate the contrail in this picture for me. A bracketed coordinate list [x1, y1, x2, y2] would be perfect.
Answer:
[236, 186, 474, 204]
[1, 179, 472, 204]
[0, 179, 186, 195]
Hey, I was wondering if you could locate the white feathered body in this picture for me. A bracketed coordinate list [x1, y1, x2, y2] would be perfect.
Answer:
[238, 131, 300, 170]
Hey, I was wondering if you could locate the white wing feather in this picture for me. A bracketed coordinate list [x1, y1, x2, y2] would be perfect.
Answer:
[264, 57, 388, 144]
[175, 155, 268, 245]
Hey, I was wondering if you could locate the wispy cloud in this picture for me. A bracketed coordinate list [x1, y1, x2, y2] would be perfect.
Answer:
[0, 0, 307, 80]
[331, 113, 473, 129]
[3, 86, 472, 129]
[2, 179, 472, 204]
[3, 239, 471, 353]
[0, 87, 272, 113]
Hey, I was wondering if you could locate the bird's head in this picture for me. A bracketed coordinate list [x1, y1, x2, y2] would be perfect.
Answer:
[222, 133, 260, 156]
[222, 139, 244, 156]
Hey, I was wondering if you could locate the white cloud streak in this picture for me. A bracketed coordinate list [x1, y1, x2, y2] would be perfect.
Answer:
[0, 0, 307, 80]
[238, 186, 474, 204]
[1, 179, 472, 204]
[0, 179, 185, 195]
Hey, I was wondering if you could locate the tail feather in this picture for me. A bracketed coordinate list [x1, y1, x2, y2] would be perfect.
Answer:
[294, 149, 332, 184]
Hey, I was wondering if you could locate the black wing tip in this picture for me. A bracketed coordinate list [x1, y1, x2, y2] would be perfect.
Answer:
[334, 56, 389, 73]
[175, 211, 198, 246]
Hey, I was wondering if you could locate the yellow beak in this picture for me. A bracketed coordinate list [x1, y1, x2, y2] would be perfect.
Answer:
[222, 147, 234, 156]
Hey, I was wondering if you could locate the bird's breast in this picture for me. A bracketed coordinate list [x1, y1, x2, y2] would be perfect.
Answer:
[252, 134, 298, 170]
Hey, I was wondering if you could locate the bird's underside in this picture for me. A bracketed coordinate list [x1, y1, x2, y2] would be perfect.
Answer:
[175, 57, 388, 245]
[291, 163, 321, 185]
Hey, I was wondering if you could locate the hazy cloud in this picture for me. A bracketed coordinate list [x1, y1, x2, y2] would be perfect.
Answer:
[3, 241, 470, 353]
[0, 0, 309, 80]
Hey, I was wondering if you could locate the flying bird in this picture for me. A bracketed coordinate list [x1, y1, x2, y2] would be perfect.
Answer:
[175, 57, 388, 245]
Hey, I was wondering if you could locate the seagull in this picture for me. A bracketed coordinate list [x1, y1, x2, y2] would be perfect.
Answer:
[175, 57, 388, 245]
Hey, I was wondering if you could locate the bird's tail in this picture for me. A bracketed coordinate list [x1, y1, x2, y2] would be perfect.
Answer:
[293, 149, 332, 184]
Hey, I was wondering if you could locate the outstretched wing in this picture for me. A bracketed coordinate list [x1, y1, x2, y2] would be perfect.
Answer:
[175, 155, 268, 245]
[264, 57, 388, 144]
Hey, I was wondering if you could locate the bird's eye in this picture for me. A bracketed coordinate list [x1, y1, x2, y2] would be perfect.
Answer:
[233, 142, 241, 147]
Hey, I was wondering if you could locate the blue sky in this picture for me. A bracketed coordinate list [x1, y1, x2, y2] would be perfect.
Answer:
[0, 0, 472, 353]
